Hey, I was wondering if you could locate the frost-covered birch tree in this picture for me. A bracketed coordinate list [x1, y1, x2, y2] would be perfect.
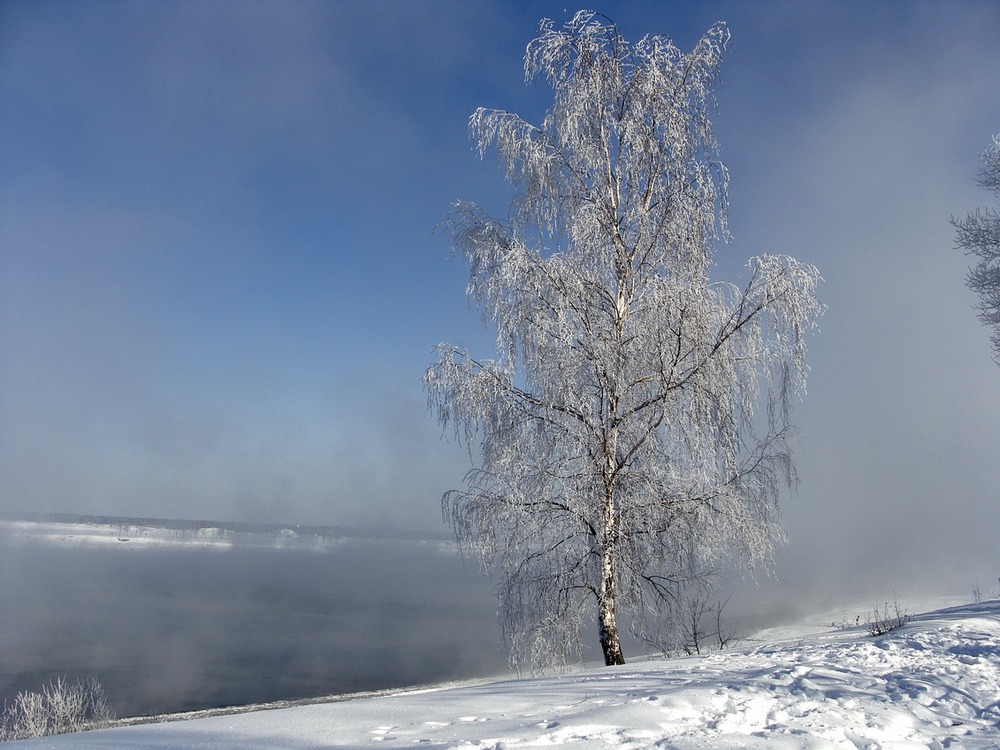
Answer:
[424, 12, 822, 669]
[953, 134, 1000, 362]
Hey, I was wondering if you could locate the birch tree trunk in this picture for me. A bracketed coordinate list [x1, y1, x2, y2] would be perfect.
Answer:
[598, 530, 625, 665]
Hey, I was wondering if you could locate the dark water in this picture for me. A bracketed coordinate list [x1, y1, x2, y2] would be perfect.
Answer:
[0, 537, 505, 718]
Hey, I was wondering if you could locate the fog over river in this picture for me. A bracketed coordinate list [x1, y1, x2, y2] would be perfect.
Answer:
[1, 517, 972, 721]
[0, 520, 506, 718]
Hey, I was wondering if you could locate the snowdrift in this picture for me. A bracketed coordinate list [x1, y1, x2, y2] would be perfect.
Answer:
[11, 600, 1000, 749]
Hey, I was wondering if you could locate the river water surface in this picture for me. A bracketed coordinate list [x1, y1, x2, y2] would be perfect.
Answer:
[0, 526, 504, 718]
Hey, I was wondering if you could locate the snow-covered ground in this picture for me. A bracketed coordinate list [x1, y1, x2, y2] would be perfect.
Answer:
[9, 600, 999, 749]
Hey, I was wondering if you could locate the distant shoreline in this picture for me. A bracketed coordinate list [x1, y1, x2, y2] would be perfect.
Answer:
[0, 511, 455, 543]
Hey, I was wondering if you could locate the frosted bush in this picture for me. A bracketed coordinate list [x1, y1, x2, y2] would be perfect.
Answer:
[0, 677, 115, 740]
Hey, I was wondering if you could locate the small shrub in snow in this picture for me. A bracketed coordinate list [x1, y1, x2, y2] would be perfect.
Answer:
[866, 599, 908, 637]
[0, 677, 115, 740]
[678, 590, 741, 655]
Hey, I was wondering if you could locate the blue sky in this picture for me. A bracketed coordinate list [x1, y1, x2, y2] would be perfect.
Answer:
[2, 1, 999, 602]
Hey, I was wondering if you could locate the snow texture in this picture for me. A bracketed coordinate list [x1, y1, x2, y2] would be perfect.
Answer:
[10, 601, 999, 749]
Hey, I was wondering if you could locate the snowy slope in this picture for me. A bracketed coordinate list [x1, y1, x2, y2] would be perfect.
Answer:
[10, 601, 1000, 749]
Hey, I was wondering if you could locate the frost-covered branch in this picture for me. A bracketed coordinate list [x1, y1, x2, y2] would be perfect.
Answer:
[954, 134, 1000, 361]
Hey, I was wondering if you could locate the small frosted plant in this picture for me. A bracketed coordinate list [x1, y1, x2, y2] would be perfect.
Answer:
[0, 677, 115, 740]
